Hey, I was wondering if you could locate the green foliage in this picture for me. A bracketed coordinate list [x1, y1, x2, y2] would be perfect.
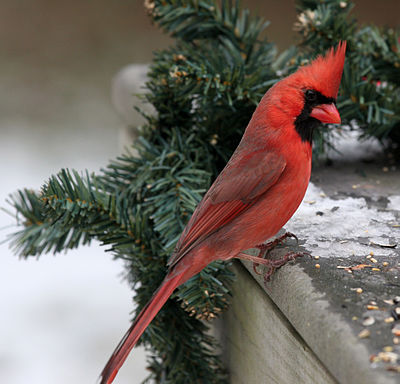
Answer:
[6, 0, 400, 383]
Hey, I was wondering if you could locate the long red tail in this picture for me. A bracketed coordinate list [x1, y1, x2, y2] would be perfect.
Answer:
[99, 272, 184, 384]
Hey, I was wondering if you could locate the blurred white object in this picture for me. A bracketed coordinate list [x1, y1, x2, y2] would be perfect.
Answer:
[112, 64, 155, 150]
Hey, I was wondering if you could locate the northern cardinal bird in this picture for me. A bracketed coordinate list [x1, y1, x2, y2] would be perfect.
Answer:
[100, 42, 346, 383]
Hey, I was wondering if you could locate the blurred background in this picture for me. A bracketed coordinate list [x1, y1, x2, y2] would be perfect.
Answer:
[0, 1, 399, 383]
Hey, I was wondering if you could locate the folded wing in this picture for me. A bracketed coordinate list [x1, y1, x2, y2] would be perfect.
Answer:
[168, 149, 286, 267]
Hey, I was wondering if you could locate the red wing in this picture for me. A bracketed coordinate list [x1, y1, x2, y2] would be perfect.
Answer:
[167, 149, 286, 267]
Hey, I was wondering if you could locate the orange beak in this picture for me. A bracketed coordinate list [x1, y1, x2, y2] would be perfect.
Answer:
[310, 103, 341, 124]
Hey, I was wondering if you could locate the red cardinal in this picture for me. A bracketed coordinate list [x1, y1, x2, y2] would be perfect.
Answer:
[100, 42, 346, 383]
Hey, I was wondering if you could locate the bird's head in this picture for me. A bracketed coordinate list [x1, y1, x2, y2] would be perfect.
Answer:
[260, 42, 346, 143]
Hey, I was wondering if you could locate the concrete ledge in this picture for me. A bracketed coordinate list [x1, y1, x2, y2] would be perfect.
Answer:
[219, 261, 337, 384]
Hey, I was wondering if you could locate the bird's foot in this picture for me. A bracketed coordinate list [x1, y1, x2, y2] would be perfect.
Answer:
[252, 232, 299, 274]
[259, 251, 310, 284]
[236, 250, 309, 285]
[254, 232, 298, 258]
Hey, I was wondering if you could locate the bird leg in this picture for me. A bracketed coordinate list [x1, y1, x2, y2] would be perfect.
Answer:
[236, 251, 309, 284]
[264, 251, 309, 283]
[254, 232, 298, 258]
[236, 230, 309, 283]
[251, 232, 299, 275]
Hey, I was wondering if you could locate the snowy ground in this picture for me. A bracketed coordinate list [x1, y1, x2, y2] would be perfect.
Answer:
[0, 5, 150, 379]
[0, 110, 148, 384]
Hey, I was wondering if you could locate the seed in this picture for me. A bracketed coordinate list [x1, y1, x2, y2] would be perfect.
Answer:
[356, 288, 363, 294]
[384, 317, 395, 323]
[392, 325, 400, 336]
[367, 305, 379, 310]
[394, 330, 400, 337]
[315, 264, 320, 269]
[370, 257, 378, 263]
[358, 329, 371, 338]
[378, 351, 399, 363]
[372, 268, 381, 272]
[362, 316, 375, 326]
[383, 262, 389, 267]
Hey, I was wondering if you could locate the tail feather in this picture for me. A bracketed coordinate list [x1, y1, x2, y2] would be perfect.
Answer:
[99, 272, 184, 384]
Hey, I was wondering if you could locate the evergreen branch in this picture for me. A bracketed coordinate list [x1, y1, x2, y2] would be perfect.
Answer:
[149, 0, 269, 53]
[145, 35, 277, 166]
[98, 134, 234, 383]
[7, 169, 136, 257]
[7, 188, 92, 257]
[174, 260, 234, 320]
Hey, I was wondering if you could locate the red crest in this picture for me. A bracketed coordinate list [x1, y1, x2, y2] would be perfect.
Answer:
[292, 41, 347, 98]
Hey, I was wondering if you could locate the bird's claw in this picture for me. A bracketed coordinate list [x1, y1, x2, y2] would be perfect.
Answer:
[254, 231, 299, 258]
[252, 250, 309, 284]
[285, 232, 299, 245]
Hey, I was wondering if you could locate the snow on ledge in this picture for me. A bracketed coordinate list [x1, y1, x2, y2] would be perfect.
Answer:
[285, 182, 399, 259]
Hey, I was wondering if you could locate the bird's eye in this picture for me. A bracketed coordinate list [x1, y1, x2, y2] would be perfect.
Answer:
[305, 90, 317, 102]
